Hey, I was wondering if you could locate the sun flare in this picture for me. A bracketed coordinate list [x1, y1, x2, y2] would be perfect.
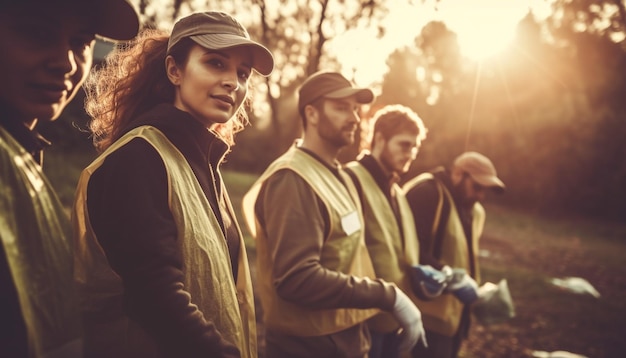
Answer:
[329, 0, 545, 86]
[436, 0, 530, 61]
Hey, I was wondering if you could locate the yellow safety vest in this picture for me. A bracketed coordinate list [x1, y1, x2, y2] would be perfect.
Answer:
[242, 146, 379, 336]
[403, 173, 485, 336]
[73, 126, 256, 357]
[345, 161, 421, 333]
[0, 126, 82, 356]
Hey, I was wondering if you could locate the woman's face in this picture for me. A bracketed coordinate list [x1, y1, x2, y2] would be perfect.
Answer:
[167, 44, 252, 128]
[0, 6, 95, 125]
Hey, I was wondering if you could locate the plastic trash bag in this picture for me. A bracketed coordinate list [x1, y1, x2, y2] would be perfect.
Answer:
[472, 279, 515, 325]
[531, 350, 589, 358]
[550, 277, 600, 298]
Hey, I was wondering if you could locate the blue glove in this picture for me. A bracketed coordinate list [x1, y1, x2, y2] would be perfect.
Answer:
[410, 265, 448, 300]
[445, 268, 479, 304]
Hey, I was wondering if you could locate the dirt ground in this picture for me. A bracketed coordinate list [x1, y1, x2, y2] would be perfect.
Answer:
[459, 225, 626, 358]
[458, 232, 537, 358]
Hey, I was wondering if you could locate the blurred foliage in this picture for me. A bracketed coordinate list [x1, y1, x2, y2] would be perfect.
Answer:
[371, 1, 626, 222]
[220, 170, 260, 247]
[388, 0, 624, 222]
[45, 0, 626, 223]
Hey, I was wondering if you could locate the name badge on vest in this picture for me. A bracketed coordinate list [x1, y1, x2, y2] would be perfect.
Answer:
[341, 211, 361, 236]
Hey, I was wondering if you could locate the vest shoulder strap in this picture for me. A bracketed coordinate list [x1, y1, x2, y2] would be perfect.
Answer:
[407, 172, 444, 239]
[431, 178, 445, 240]
[343, 163, 364, 205]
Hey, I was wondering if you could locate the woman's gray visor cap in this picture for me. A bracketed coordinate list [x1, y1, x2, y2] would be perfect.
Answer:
[167, 11, 274, 76]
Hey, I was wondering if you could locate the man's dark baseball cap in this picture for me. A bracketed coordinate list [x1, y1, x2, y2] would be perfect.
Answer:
[90, 0, 140, 41]
[5, 0, 140, 42]
[298, 71, 374, 114]
[167, 11, 274, 76]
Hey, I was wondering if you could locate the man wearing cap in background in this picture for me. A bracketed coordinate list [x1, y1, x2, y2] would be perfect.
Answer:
[402, 151, 505, 358]
[242, 71, 425, 357]
[0, 0, 139, 357]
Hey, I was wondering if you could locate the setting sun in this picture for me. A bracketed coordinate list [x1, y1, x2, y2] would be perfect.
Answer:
[329, 0, 542, 86]
[432, 0, 531, 61]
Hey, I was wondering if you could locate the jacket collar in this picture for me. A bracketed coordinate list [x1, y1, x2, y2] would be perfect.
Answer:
[0, 117, 51, 165]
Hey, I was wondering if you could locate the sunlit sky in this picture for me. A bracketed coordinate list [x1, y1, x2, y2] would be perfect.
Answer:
[329, 0, 554, 87]
[136, 0, 555, 88]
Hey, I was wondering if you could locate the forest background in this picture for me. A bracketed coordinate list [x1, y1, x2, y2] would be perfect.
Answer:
[43, 0, 626, 222]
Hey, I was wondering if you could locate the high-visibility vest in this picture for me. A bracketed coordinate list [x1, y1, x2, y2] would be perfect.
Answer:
[403, 173, 484, 336]
[345, 161, 420, 333]
[242, 146, 379, 336]
[73, 126, 256, 357]
[0, 126, 82, 356]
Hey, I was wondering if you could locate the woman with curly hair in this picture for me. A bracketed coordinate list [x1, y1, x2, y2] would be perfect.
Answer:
[72, 11, 273, 358]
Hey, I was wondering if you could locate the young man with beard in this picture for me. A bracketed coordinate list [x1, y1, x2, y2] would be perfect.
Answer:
[242, 72, 426, 358]
[403, 152, 505, 358]
[344, 104, 434, 358]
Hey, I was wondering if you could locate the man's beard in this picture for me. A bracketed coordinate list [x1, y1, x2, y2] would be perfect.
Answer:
[317, 110, 355, 148]
[453, 182, 477, 209]
[380, 147, 409, 175]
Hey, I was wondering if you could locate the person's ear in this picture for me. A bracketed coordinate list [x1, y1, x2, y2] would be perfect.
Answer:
[165, 55, 181, 85]
[371, 132, 385, 156]
[450, 167, 464, 185]
[373, 132, 386, 148]
[304, 104, 319, 127]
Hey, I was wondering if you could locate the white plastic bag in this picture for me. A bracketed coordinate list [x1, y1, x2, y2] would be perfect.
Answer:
[472, 279, 515, 325]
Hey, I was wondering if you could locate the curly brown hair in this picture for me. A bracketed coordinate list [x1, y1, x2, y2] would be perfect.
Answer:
[363, 104, 428, 152]
[85, 29, 250, 152]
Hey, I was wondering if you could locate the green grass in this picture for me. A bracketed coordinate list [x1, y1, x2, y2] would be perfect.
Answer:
[42, 145, 97, 210]
[222, 170, 260, 247]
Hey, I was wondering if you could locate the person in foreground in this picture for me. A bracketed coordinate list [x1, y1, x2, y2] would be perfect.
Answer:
[0, 0, 139, 356]
[72, 11, 273, 358]
[242, 71, 426, 358]
[344, 104, 432, 358]
[403, 151, 506, 358]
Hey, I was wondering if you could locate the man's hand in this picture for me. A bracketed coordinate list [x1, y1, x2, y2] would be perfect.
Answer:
[391, 286, 428, 352]
[445, 268, 479, 304]
[410, 265, 448, 300]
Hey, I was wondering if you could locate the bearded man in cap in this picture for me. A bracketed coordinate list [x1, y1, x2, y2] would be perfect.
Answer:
[402, 151, 505, 358]
[243, 71, 425, 358]
[0, 0, 139, 357]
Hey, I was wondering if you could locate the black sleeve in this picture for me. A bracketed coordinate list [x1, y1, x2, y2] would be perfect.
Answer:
[87, 138, 240, 358]
[0, 244, 27, 357]
[404, 180, 445, 269]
